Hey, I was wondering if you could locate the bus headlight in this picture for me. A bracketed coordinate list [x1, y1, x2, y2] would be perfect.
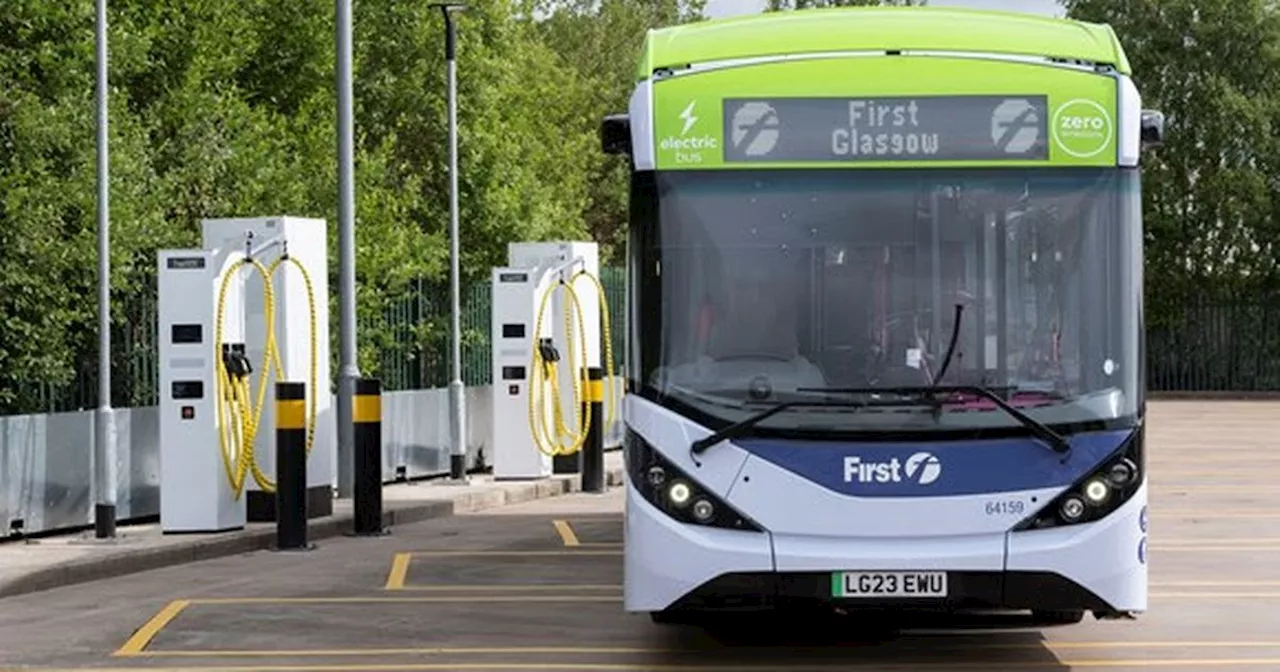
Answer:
[667, 481, 692, 507]
[691, 498, 715, 523]
[1059, 496, 1086, 522]
[625, 429, 762, 532]
[1106, 459, 1137, 487]
[1013, 427, 1144, 531]
[1083, 479, 1109, 504]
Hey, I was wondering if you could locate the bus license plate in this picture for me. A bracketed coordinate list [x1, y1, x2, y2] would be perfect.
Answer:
[832, 571, 948, 598]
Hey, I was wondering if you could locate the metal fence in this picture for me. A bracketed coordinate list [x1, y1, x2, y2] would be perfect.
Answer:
[1147, 294, 1280, 393]
[4, 268, 629, 417]
[366, 266, 628, 391]
[11, 286, 160, 415]
[6, 273, 1280, 417]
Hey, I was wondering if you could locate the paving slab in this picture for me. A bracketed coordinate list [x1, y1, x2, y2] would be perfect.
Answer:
[0, 450, 624, 600]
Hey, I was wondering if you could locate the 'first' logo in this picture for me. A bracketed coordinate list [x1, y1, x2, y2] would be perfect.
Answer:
[843, 452, 942, 485]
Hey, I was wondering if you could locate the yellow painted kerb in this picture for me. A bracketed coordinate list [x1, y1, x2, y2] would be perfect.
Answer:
[355, 394, 382, 424]
[276, 399, 306, 430]
[113, 599, 190, 656]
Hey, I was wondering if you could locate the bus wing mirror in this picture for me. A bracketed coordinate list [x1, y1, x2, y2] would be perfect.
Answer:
[601, 114, 632, 156]
[1140, 109, 1164, 150]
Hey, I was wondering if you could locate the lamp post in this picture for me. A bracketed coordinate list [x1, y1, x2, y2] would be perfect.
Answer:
[94, 0, 117, 539]
[431, 1, 468, 483]
[336, 0, 359, 497]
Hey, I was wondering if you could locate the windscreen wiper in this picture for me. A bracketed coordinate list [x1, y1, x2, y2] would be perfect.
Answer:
[690, 399, 868, 455]
[795, 385, 1072, 455]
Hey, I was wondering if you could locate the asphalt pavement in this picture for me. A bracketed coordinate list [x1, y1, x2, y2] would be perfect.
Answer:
[0, 400, 1277, 671]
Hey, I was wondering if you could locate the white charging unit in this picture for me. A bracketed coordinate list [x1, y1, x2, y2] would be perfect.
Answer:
[490, 242, 601, 480]
[157, 248, 246, 532]
[157, 216, 334, 533]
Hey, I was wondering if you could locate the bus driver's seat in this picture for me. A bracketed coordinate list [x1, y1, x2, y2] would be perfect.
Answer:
[700, 265, 827, 394]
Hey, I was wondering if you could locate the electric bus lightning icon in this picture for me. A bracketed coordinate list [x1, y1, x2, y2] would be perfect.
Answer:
[679, 101, 698, 136]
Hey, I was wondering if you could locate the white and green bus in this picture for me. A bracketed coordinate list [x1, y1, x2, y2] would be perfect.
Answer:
[602, 6, 1164, 626]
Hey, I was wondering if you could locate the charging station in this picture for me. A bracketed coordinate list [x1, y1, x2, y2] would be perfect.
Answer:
[157, 216, 334, 533]
[490, 242, 605, 480]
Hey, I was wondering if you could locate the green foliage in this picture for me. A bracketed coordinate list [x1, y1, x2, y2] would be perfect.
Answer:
[520, 0, 708, 263]
[0, 0, 708, 413]
[1062, 0, 1280, 325]
[7, 0, 1279, 411]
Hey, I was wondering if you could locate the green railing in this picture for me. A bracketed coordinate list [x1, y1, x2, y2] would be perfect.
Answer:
[362, 266, 627, 391]
[1147, 293, 1280, 393]
[9, 271, 1280, 417]
[4, 268, 628, 416]
[10, 281, 159, 414]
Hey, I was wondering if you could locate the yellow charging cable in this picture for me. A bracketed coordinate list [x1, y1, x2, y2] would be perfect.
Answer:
[213, 255, 280, 499]
[570, 269, 617, 434]
[527, 269, 616, 457]
[528, 276, 587, 456]
[211, 252, 320, 499]
[267, 254, 320, 459]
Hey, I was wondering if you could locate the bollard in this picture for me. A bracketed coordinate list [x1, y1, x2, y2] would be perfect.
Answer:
[582, 366, 605, 493]
[353, 378, 385, 536]
[552, 370, 584, 475]
[275, 381, 310, 551]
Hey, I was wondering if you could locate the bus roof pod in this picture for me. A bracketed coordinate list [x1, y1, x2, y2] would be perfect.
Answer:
[637, 6, 1132, 81]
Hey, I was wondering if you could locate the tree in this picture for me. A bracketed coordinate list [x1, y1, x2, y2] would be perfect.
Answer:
[520, 0, 708, 263]
[0, 0, 657, 411]
[1062, 0, 1280, 302]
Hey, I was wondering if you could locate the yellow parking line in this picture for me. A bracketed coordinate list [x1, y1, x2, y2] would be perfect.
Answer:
[1154, 511, 1280, 518]
[112, 600, 190, 657]
[123, 641, 1280, 658]
[188, 596, 623, 605]
[1151, 546, 1280, 552]
[396, 584, 621, 592]
[1152, 591, 1280, 598]
[1152, 538, 1280, 544]
[384, 553, 412, 590]
[130, 647, 673, 658]
[1152, 581, 1280, 587]
[399, 550, 621, 557]
[180, 591, 1276, 602]
[1039, 642, 1280, 650]
[1154, 485, 1280, 492]
[31, 658, 1280, 670]
[552, 520, 580, 547]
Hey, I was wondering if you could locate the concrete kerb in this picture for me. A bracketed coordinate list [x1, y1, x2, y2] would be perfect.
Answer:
[0, 464, 625, 601]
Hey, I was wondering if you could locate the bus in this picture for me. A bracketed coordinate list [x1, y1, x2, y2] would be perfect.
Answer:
[600, 6, 1164, 626]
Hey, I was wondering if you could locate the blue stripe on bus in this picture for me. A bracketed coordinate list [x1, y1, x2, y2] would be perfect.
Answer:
[734, 429, 1133, 498]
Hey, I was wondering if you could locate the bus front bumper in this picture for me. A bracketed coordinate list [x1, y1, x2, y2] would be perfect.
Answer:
[623, 481, 1148, 617]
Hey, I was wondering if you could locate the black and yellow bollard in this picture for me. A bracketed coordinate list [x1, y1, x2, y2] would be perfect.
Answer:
[582, 366, 605, 493]
[275, 381, 311, 551]
[353, 378, 385, 536]
[552, 369, 584, 475]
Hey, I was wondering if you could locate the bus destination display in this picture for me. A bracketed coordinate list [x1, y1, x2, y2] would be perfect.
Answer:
[721, 95, 1050, 163]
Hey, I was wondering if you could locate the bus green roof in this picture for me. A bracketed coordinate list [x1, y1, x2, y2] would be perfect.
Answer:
[638, 7, 1130, 80]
